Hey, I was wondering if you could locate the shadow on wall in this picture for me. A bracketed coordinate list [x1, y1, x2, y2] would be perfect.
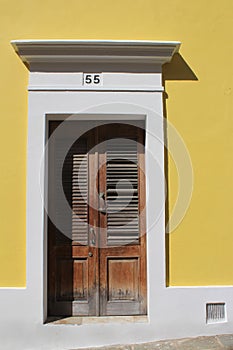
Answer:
[163, 53, 198, 81]
[162, 53, 198, 287]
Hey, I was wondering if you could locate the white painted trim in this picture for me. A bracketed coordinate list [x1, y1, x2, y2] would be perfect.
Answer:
[28, 72, 164, 91]
[11, 39, 181, 46]
[11, 39, 180, 71]
[29, 86, 164, 92]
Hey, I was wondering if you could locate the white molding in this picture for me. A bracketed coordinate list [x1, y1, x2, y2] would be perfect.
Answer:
[28, 86, 164, 92]
[11, 40, 180, 72]
[28, 72, 164, 91]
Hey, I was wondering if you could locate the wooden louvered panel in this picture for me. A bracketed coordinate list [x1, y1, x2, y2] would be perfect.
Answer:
[54, 139, 72, 244]
[71, 141, 89, 245]
[53, 138, 89, 245]
[106, 139, 139, 246]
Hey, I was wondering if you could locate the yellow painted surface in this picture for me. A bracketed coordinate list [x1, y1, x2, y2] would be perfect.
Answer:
[0, 0, 232, 286]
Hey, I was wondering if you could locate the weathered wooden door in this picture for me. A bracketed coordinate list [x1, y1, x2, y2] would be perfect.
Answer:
[48, 121, 147, 317]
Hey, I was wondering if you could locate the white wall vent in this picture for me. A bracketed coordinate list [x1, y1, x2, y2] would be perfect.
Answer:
[206, 303, 226, 324]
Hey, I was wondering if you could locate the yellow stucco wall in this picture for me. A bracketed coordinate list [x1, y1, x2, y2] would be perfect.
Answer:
[0, 0, 232, 286]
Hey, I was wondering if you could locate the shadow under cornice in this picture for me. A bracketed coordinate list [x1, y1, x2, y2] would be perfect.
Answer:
[163, 53, 198, 81]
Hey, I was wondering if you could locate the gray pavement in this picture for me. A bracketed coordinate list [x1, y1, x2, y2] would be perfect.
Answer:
[73, 334, 233, 350]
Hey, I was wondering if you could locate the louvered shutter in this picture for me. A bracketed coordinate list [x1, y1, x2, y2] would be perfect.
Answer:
[106, 138, 139, 246]
[54, 138, 89, 245]
[54, 138, 72, 244]
[71, 140, 89, 245]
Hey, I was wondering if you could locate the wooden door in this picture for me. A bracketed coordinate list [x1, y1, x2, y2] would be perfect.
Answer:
[48, 121, 146, 317]
[98, 124, 147, 315]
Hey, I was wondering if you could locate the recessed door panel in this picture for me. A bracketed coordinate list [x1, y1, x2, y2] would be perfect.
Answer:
[107, 258, 139, 301]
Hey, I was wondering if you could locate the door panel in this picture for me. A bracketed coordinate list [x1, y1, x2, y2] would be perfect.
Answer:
[99, 124, 146, 315]
[56, 258, 73, 301]
[100, 247, 143, 315]
[48, 121, 146, 317]
[48, 122, 97, 316]
[108, 258, 139, 301]
[73, 258, 88, 300]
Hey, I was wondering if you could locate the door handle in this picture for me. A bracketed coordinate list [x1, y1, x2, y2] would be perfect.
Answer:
[90, 227, 96, 246]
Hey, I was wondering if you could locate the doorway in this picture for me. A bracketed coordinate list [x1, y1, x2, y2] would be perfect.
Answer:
[47, 120, 147, 317]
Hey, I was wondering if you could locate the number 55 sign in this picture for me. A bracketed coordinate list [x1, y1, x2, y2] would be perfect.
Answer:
[83, 73, 103, 87]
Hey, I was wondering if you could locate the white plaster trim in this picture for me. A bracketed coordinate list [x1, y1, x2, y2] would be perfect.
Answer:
[11, 40, 180, 71]
[28, 72, 164, 91]
[29, 86, 164, 92]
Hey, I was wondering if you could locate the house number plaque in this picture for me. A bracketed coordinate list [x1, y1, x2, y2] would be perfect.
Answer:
[83, 73, 103, 86]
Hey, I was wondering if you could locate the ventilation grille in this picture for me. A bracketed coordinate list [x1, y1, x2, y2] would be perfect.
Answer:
[206, 303, 226, 324]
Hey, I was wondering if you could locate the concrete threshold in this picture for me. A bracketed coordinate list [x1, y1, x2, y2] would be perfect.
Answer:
[47, 316, 148, 325]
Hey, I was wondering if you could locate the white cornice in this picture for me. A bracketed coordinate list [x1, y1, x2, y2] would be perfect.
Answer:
[11, 40, 181, 72]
